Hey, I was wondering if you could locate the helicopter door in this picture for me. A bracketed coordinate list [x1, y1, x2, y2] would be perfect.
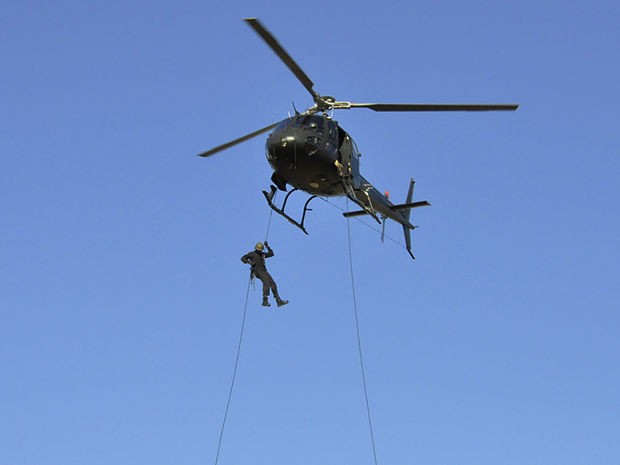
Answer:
[337, 127, 362, 189]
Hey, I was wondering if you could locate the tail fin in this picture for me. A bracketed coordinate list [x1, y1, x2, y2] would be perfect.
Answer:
[400, 179, 430, 259]
[403, 179, 416, 259]
[404, 179, 415, 222]
[403, 224, 415, 259]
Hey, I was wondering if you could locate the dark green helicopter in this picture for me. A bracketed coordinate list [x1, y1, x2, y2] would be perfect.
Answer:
[199, 18, 518, 259]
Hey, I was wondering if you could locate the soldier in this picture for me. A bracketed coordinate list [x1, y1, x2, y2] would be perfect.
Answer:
[241, 241, 289, 307]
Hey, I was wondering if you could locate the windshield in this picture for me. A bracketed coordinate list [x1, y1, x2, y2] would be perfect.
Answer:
[274, 118, 292, 132]
[294, 114, 324, 134]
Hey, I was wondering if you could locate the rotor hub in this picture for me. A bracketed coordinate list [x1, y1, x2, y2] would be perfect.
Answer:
[314, 95, 337, 112]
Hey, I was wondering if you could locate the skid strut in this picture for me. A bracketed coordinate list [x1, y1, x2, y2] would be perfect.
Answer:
[262, 185, 318, 234]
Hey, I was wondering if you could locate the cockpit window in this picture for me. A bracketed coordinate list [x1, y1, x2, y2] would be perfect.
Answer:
[274, 118, 291, 132]
[294, 115, 324, 133]
[351, 138, 361, 158]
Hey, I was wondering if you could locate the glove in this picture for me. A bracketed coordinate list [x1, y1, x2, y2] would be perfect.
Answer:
[264, 240, 269, 247]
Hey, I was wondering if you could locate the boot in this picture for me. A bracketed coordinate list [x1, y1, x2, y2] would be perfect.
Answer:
[276, 298, 289, 307]
[262, 297, 271, 307]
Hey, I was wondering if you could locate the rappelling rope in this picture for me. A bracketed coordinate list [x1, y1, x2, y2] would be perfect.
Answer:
[215, 203, 378, 464]
[346, 199, 379, 465]
[264, 193, 276, 242]
[213, 276, 251, 465]
[214, 209, 273, 465]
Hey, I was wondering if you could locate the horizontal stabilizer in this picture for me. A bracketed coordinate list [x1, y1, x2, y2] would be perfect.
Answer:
[343, 209, 371, 218]
[343, 200, 430, 218]
[391, 200, 431, 211]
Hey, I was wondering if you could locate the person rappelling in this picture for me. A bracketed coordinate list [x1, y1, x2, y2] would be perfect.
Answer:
[241, 241, 289, 307]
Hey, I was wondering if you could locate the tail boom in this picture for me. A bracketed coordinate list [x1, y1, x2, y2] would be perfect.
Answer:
[342, 178, 430, 259]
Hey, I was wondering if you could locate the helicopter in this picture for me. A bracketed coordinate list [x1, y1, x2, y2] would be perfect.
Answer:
[199, 18, 518, 259]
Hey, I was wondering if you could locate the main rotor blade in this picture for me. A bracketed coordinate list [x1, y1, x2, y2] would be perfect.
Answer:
[348, 103, 519, 112]
[198, 122, 278, 158]
[245, 18, 318, 100]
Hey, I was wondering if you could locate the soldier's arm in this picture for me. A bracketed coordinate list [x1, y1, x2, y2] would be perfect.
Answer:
[264, 245, 274, 258]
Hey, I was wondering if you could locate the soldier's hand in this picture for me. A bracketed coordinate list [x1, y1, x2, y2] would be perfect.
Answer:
[264, 241, 269, 247]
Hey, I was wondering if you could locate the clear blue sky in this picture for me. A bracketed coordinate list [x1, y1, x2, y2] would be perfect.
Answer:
[2, 1, 619, 464]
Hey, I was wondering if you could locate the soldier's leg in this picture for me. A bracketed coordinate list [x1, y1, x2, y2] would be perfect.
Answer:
[263, 273, 279, 299]
[255, 272, 271, 306]
[262, 277, 271, 297]
[267, 273, 288, 307]
[254, 272, 270, 296]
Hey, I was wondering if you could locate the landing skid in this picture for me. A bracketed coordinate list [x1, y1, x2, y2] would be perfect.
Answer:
[262, 185, 318, 235]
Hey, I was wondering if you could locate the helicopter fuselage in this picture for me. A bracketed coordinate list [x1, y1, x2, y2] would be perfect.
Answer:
[265, 113, 361, 196]
[198, 18, 516, 258]
[264, 112, 422, 229]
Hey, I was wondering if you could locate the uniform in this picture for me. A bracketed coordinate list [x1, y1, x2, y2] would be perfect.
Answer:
[241, 242, 288, 307]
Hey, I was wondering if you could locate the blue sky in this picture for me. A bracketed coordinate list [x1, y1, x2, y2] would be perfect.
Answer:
[2, 1, 619, 464]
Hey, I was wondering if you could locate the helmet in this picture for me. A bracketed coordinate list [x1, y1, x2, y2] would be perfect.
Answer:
[255, 242, 264, 251]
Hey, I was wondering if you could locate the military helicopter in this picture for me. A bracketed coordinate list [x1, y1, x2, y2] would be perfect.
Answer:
[199, 18, 518, 259]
